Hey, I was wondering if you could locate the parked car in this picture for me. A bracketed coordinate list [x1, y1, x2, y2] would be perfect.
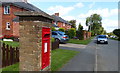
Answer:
[52, 31, 69, 43]
[110, 35, 117, 38]
[97, 35, 108, 44]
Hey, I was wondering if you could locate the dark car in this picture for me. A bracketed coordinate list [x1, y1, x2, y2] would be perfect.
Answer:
[97, 35, 108, 44]
[52, 31, 69, 43]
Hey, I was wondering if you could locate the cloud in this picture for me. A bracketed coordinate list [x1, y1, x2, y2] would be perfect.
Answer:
[89, 2, 95, 9]
[78, 8, 118, 19]
[47, 2, 84, 16]
[47, 5, 74, 16]
[62, 16, 76, 21]
[74, 2, 84, 8]
[102, 19, 118, 32]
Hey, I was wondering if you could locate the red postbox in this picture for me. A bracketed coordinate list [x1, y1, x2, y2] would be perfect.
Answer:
[42, 27, 50, 69]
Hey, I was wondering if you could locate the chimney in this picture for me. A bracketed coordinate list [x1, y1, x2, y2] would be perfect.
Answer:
[54, 13, 59, 17]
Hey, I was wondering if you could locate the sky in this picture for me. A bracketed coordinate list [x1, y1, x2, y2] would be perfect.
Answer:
[28, 1, 118, 33]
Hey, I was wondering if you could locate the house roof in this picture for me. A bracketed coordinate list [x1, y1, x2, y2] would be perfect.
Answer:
[52, 15, 72, 25]
[2, 2, 53, 21]
[2, 2, 41, 12]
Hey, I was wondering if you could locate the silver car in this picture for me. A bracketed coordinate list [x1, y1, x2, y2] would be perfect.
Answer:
[52, 31, 69, 43]
[97, 35, 108, 44]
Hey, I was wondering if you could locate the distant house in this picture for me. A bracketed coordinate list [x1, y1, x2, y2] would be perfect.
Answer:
[0, 0, 49, 39]
[52, 13, 72, 30]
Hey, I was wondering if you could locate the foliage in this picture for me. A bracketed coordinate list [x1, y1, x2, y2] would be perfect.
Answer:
[58, 28, 65, 32]
[86, 14, 104, 35]
[68, 28, 76, 39]
[76, 30, 84, 40]
[76, 23, 84, 40]
[51, 38, 55, 42]
[78, 23, 83, 31]
[69, 20, 76, 29]
[51, 27, 56, 31]
[113, 29, 120, 40]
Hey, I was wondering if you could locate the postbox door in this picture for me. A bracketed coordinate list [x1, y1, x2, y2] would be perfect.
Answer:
[42, 27, 50, 69]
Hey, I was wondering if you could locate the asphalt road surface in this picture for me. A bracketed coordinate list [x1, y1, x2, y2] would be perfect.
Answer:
[60, 38, 118, 71]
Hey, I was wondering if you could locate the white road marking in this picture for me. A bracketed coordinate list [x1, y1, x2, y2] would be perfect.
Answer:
[94, 44, 98, 72]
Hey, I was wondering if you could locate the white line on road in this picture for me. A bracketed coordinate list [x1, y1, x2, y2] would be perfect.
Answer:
[94, 44, 98, 72]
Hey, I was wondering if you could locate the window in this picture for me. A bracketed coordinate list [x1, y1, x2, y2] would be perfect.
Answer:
[4, 6, 10, 14]
[52, 32, 57, 35]
[63, 23, 65, 26]
[6, 22, 10, 30]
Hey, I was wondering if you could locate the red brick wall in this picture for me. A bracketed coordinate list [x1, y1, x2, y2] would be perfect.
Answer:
[0, 6, 2, 38]
[57, 22, 71, 30]
[2, 4, 26, 37]
[13, 22, 19, 37]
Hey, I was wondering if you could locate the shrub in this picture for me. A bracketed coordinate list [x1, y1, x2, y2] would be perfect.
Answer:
[51, 27, 56, 31]
[68, 28, 76, 39]
[76, 30, 84, 40]
[58, 28, 65, 32]
[51, 38, 55, 42]
[113, 29, 120, 40]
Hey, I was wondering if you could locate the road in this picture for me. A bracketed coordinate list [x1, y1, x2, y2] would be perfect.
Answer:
[59, 38, 118, 71]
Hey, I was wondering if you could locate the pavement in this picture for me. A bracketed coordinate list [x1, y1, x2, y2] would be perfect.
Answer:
[59, 38, 118, 71]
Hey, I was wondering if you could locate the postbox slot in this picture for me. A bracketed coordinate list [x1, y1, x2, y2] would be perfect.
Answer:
[44, 34, 50, 38]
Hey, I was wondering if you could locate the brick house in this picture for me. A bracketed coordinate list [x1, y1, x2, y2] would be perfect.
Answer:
[0, 1, 45, 39]
[52, 13, 72, 30]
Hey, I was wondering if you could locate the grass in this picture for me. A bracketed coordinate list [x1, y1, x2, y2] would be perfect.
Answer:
[68, 37, 95, 45]
[1, 49, 79, 71]
[0, 41, 19, 47]
[2, 63, 19, 71]
[51, 49, 79, 71]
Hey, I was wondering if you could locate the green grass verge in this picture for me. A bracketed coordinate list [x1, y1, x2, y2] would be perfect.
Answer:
[0, 41, 19, 47]
[2, 63, 19, 71]
[1, 49, 79, 71]
[68, 37, 95, 45]
[51, 49, 79, 71]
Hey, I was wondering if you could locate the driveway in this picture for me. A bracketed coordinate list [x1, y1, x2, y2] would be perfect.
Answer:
[59, 38, 118, 71]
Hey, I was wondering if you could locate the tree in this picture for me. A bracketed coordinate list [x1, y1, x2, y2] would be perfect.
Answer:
[69, 20, 76, 29]
[78, 23, 83, 31]
[113, 29, 120, 40]
[68, 28, 76, 38]
[76, 23, 84, 40]
[58, 28, 65, 32]
[86, 14, 103, 35]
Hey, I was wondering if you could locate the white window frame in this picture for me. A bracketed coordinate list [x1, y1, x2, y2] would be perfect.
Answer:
[4, 6, 10, 14]
[63, 23, 65, 26]
[6, 22, 10, 30]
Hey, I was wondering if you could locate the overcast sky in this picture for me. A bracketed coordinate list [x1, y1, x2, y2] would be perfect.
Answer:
[28, 1, 118, 33]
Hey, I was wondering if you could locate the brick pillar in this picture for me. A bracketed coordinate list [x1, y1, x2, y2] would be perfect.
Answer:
[15, 11, 53, 71]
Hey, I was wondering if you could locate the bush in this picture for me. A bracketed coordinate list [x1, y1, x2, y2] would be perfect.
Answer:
[113, 29, 120, 40]
[68, 28, 76, 39]
[76, 30, 84, 40]
[58, 28, 65, 32]
[51, 38, 55, 42]
[65, 30, 69, 35]
[51, 27, 56, 31]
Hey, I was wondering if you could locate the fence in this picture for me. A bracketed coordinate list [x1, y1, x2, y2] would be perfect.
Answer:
[2, 43, 19, 68]
[52, 41, 59, 50]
